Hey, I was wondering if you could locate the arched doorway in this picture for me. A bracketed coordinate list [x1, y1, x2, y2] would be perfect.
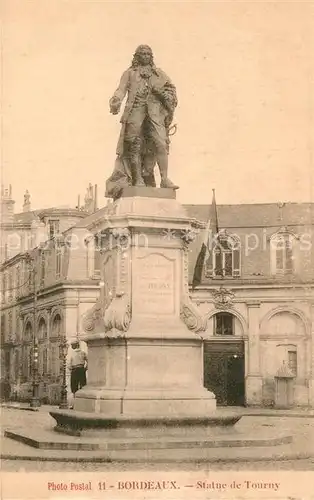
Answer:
[50, 314, 62, 383]
[204, 312, 245, 406]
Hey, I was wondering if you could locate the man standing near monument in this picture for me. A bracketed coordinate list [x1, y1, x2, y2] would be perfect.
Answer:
[108, 45, 179, 192]
[68, 340, 88, 400]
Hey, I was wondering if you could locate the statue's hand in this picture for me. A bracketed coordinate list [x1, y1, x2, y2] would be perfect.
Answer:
[109, 97, 121, 115]
[151, 84, 163, 96]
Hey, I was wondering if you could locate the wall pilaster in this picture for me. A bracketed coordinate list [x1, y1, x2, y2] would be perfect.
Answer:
[246, 300, 263, 406]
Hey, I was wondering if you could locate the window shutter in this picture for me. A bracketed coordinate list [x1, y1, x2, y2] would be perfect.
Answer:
[214, 248, 223, 276]
[232, 247, 241, 277]
[276, 244, 284, 271]
[224, 251, 232, 277]
[285, 239, 293, 274]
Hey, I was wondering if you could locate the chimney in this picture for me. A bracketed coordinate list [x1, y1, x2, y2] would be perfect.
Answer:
[76, 194, 81, 210]
[23, 190, 31, 212]
[94, 184, 98, 212]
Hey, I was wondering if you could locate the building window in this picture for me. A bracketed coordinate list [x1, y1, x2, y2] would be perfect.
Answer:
[56, 246, 62, 279]
[43, 348, 48, 376]
[270, 233, 297, 276]
[288, 350, 297, 376]
[38, 318, 47, 340]
[40, 251, 45, 286]
[16, 265, 21, 297]
[8, 311, 12, 341]
[1, 274, 6, 302]
[51, 314, 61, 339]
[1, 314, 5, 344]
[25, 321, 33, 342]
[205, 232, 240, 278]
[48, 219, 60, 239]
[214, 312, 234, 336]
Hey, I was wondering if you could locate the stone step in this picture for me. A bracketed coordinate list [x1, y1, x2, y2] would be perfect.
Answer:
[5, 427, 292, 451]
[1, 434, 309, 463]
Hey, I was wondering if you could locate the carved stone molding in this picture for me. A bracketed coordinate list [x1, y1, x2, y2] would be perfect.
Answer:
[82, 303, 104, 333]
[82, 291, 131, 338]
[212, 286, 235, 310]
[180, 228, 198, 245]
[111, 227, 130, 241]
[104, 292, 131, 335]
[180, 295, 206, 334]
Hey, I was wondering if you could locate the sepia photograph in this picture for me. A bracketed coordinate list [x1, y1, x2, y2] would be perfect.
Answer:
[1, 0, 313, 498]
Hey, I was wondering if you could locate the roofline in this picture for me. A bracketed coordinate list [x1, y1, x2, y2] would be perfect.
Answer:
[183, 202, 314, 207]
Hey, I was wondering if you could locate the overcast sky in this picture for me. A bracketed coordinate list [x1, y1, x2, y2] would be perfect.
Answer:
[1, 0, 313, 212]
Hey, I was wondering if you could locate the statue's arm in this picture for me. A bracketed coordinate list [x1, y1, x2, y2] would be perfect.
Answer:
[109, 70, 130, 115]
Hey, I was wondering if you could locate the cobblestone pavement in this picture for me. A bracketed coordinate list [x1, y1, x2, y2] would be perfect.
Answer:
[1, 458, 314, 471]
[1, 405, 313, 472]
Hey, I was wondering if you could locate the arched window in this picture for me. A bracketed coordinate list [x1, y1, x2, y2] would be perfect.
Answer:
[23, 321, 33, 379]
[270, 231, 298, 276]
[214, 312, 235, 336]
[50, 314, 62, 381]
[38, 318, 47, 340]
[205, 231, 241, 278]
[38, 318, 48, 376]
[25, 321, 33, 342]
[51, 314, 61, 338]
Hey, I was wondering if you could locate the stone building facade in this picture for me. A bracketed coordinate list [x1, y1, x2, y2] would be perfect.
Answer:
[1, 189, 313, 408]
[0, 185, 100, 402]
[187, 202, 314, 408]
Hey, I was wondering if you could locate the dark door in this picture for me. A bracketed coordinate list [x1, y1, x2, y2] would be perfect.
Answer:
[203, 341, 245, 406]
[204, 352, 228, 405]
[226, 355, 245, 406]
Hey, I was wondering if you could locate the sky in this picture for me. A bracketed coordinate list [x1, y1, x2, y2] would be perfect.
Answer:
[1, 0, 314, 212]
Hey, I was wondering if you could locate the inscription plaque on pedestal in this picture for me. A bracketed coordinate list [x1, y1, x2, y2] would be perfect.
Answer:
[133, 252, 176, 316]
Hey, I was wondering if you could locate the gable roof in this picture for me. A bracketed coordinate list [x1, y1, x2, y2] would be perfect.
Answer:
[184, 202, 314, 228]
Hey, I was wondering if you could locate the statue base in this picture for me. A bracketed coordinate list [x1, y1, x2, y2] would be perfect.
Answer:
[57, 189, 216, 424]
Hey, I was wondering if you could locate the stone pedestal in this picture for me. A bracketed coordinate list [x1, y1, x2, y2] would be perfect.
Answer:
[75, 188, 216, 417]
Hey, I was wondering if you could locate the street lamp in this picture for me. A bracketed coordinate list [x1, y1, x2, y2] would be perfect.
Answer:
[59, 335, 68, 409]
[26, 254, 41, 408]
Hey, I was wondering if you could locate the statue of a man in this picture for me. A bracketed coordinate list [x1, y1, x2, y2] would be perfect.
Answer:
[24, 190, 30, 204]
[108, 45, 179, 193]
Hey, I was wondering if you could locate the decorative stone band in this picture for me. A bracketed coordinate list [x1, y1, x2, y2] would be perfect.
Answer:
[180, 295, 207, 335]
[180, 228, 198, 245]
[103, 292, 131, 335]
[110, 227, 130, 239]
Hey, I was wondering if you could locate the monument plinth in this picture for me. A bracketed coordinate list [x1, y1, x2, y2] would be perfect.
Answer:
[72, 188, 216, 418]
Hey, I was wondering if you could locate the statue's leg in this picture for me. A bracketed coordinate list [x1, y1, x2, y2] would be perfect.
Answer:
[149, 119, 179, 190]
[142, 155, 157, 187]
[125, 107, 146, 187]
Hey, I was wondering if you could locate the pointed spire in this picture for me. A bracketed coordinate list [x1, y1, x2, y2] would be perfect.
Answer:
[211, 188, 219, 235]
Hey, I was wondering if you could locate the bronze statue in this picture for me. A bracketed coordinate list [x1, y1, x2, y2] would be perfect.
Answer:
[106, 45, 179, 199]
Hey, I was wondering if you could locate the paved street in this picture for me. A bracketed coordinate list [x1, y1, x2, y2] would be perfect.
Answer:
[1, 458, 314, 471]
[1, 405, 314, 471]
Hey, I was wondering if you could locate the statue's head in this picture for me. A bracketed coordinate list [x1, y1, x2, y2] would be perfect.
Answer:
[132, 45, 154, 67]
